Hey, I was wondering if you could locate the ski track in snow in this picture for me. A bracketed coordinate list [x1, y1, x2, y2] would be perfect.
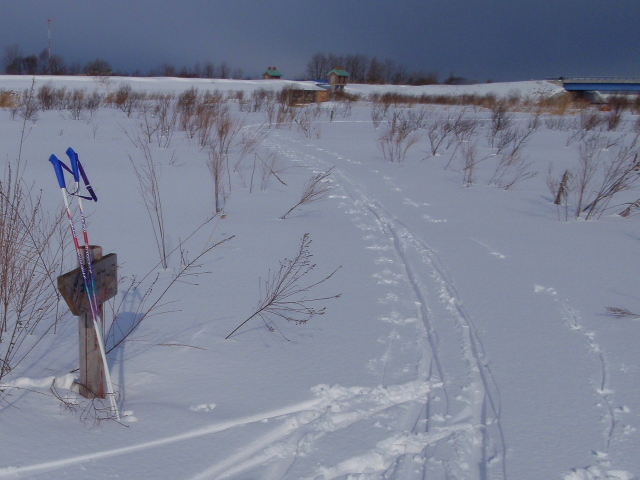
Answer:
[246, 133, 509, 480]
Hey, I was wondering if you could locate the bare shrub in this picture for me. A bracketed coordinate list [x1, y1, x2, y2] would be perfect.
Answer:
[37, 83, 65, 110]
[85, 91, 102, 119]
[234, 127, 268, 185]
[487, 100, 513, 149]
[67, 89, 86, 120]
[154, 93, 177, 148]
[195, 103, 221, 147]
[0, 90, 19, 108]
[264, 98, 277, 127]
[424, 113, 453, 157]
[253, 150, 286, 192]
[280, 168, 333, 219]
[249, 88, 271, 112]
[275, 104, 296, 128]
[604, 101, 624, 131]
[554, 133, 639, 220]
[206, 109, 246, 212]
[377, 110, 423, 163]
[0, 162, 64, 385]
[371, 101, 389, 128]
[127, 139, 169, 268]
[107, 84, 143, 118]
[18, 79, 39, 124]
[583, 147, 640, 220]
[580, 109, 604, 131]
[137, 102, 160, 143]
[488, 115, 540, 188]
[176, 88, 201, 137]
[493, 152, 537, 190]
[573, 134, 607, 218]
[450, 109, 479, 145]
[460, 140, 486, 186]
[544, 115, 572, 131]
[295, 105, 322, 138]
[225, 233, 341, 339]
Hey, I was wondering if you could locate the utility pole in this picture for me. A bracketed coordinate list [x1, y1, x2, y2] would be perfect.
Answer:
[47, 19, 51, 64]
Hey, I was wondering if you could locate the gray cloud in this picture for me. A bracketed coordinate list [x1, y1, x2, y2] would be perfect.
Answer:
[2, 0, 638, 81]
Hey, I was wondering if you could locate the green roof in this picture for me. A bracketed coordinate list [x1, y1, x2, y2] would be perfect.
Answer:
[263, 69, 282, 77]
[328, 68, 349, 77]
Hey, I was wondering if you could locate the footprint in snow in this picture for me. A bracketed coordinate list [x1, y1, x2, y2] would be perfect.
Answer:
[190, 403, 217, 412]
[533, 285, 557, 295]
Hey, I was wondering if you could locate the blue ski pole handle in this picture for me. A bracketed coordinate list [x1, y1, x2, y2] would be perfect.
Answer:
[66, 147, 80, 183]
[48, 154, 66, 189]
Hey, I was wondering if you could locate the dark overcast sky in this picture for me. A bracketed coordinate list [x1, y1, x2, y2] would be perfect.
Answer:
[2, 0, 639, 82]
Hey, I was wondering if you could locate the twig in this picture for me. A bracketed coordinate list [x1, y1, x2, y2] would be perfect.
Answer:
[280, 168, 333, 219]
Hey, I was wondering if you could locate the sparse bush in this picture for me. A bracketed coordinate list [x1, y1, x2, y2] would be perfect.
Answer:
[0, 161, 65, 385]
[295, 105, 322, 138]
[37, 83, 66, 110]
[18, 81, 39, 123]
[487, 100, 513, 149]
[106, 84, 143, 118]
[460, 140, 486, 186]
[176, 87, 199, 131]
[127, 138, 169, 268]
[281, 168, 333, 219]
[424, 113, 453, 157]
[583, 147, 639, 220]
[604, 101, 624, 131]
[153, 93, 177, 148]
[371, 101, 389, 128]
[225, 233, 340, 339]
[0, 90, 19, 108]
[551, 133, 639, 220]
[254, 150, 287, 192]
[206, 109, 246, 212]
[544, 115, 572, 131]
[85, 91, 103, 118]
[67, 89, 86, 120]
[377, 110, 422, 163]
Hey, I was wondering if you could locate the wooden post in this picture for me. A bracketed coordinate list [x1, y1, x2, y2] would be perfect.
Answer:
[57, 246, 118, 399]
[78, 246, 104, 399]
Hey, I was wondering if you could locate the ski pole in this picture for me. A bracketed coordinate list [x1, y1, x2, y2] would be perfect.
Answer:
[48, 154, 120, 421]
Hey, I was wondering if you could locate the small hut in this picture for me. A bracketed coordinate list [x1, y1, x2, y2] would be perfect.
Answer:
[328, 66, 349, 92]
[262, 67, 282, 79]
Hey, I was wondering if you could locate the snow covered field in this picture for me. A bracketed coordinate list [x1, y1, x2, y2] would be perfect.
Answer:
[0, 75, 639, 480]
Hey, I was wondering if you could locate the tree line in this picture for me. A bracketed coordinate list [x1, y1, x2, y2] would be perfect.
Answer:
[2, 44, 244, 79]
[304, 51, 467, 85]
[3, 44, 468, 85]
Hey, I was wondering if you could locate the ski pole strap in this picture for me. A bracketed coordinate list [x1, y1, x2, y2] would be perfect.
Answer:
[64, 148, 98, 202]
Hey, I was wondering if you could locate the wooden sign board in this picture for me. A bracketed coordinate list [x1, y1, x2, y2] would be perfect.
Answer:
[57, 253, 118, 316]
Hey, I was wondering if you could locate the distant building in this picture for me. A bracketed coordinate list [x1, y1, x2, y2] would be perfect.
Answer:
[328, 66, 349, 92]
[262, 67, 282, 79]
[284, 83, 328, 104]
